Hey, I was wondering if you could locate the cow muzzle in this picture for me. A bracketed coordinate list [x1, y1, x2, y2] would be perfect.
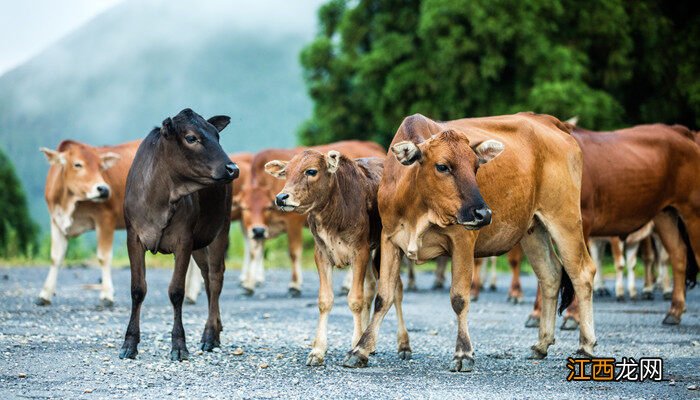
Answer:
[250, 226, 268, 240]
[457, 205, 492, 230]
[274, 193, 299, 212]
[88, 184, 111, 201]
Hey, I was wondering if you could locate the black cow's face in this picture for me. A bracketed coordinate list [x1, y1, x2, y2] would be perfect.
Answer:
[161, 108, 238, 185]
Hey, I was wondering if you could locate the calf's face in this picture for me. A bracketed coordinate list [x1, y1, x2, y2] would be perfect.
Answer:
[160, 109, 238, 185]
[239, 185, 275, 240]
[391, 130, 503, 229]
[40, 143, 120, 202]
[264, 150, 340, 214]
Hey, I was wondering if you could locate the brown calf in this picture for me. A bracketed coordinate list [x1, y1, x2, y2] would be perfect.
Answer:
[344, 113, 597, 371]
[266, 150, 410, 366]
[239, 141, 385, 296]
[38, 140, 139, 306]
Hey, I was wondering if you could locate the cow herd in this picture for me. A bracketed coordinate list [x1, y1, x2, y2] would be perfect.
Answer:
[37, 108, 699, 371]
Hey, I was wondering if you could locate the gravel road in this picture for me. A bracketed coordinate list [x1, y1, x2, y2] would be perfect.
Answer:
[0, 266, 698, 399]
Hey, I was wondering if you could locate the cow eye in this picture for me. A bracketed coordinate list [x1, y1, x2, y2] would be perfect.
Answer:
[435, 164, 449, 173]
[73, 162, 83, 169]
[305, 169, 318, 177]
[185, 135, 198, 144]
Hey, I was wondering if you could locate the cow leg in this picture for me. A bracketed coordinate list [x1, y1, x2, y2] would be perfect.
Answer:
[525, 286, 542, 328]
[95, 218, 116, 307]
[119, 231, 146, 359]
[362, 256, 378, 332]
[239, 225, 250, 284]
[394, 273, 411, 360]
[488, 256, 498, 291]
[448, 239, 477, 372]
[405, 258, 417, 292]
[200, 225, 228, 352]
[340, 269, 353, 296]
[169, 243, 193, 361]
[589, 240, 609, 297]
[653, 235, 672, 299]
[307, 249, 333, 366]
[349, 247, 370, 352]
[654, 212, 688, 324]
[624, 241, 640, 300]
[471, 258, 483, 301]
[37, 222, 68, 305]
[641, 237, 656, 300]
[344, 235, 401, 368]
[508, 247, 524, 303]
[611, 238, 626, 300]
[539, 214, 597, 357]
[433, 256, 447, 290]
[287, 221, 304, 297]
[242, 239, 263, 295]
[184, 257, 202, 304]
[520, 221, 561, 358]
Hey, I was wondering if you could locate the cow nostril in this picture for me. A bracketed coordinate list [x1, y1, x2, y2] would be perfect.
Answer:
[275, 193, 289, 207]
[474, 207, 492, 224]
[97, 185, 110, 198]
[225, 162, 239, 178]
[251, 227, 266, 239]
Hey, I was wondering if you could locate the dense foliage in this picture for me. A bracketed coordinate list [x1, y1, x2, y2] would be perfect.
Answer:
[300, 0, 700, 145]
[0, 148, 38, 257]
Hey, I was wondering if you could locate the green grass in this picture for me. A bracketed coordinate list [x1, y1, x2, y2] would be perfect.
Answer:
[0, 223, 636, 279]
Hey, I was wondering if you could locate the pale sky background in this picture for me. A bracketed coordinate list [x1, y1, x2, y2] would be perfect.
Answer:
[0, 0, 124, 75]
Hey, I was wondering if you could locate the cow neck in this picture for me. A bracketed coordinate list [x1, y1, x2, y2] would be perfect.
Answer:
[313, 165, 364, 233]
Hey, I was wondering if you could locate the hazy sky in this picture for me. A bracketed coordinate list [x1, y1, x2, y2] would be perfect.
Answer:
[0, 0, 123, 75]
[0, 0, 326, 76]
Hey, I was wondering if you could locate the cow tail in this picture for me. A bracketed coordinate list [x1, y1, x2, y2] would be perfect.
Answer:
[559, 269, 575, 315]
[679, 218, 698, 289]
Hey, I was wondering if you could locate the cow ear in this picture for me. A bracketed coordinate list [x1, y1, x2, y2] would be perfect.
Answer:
[100, 152, 121, 170]
[472, 139, 504, 165]
[161, 117, 174, 139]
[391, 141, 422, 165]
[207, 115, 231, 132]
[40, 147, 65, 165]
[264, 160, 288, 179]
[326, 150, 341, 173]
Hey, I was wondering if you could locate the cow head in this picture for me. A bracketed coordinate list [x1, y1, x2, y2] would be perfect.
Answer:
[40, 141, 120, 202]
[264, 149, 340, 213]
[239, 184, 275, 240]
[158, 108, 238, 186]
[390, 130, 504, 229]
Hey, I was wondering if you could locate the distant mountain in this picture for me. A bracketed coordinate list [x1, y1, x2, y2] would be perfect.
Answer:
[0, 0, 322, 222]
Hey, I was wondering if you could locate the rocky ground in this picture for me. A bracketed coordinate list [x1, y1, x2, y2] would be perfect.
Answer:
[0, 266, 698, 399]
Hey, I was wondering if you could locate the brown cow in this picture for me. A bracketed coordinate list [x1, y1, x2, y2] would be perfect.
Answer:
[265, 150, 410, 366]
[527, 124, 700, 327]
[238, 141, 385, 296]
[344, 112, 598, 371]
[38, 140, 139, 306]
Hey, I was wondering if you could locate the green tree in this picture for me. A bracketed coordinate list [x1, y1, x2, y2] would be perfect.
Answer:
[0, 147, 38, 257]
[300, 0, 700, 146]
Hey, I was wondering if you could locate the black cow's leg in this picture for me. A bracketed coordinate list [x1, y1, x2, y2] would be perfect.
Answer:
[119, 230, 146, 359]
[170, 243, 193, 361]
[200, 225, 229, 351]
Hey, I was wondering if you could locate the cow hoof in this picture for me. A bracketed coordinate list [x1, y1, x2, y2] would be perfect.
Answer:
[99, 298, 114, 308]
[118, 345, 138, 360]
[524, 315, 540, 328]
[288, 288, 302, 298]
[470, 295, 479, 302]
[507, 295, 523, 304]
[170, 348, 190, 361]
[560, 317, 579, 331]
[662, 314, 681, 325]
[629, 293, 638, 301]
[398, 349, 412, 361]
[449, 356, 475, 372]
[641, 292, 654, 301]
[306, 352, 325, 366]
[343, 351, 368, 368]
[488, 284, 497, 292]
[663, 292, 673, 301]
[184, 297, 196, 305]
[432, 281, 445, 290]
[242, 287, 255, 297]
[575, 348, 594, 358]
[594, 288, 610, 297]
[616, 295, 625, 302]
[405, 283, 418, 293]
[200, 340, 220, 352]
[338, 287, 350, 297]
[35, 297, 51, 306]
[528, 347, 547, 360]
